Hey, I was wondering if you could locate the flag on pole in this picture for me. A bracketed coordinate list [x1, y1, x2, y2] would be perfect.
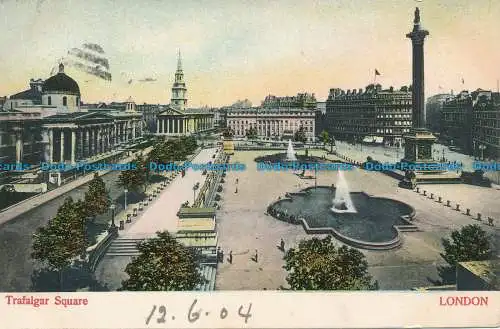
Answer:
[375, 69, 381, 76]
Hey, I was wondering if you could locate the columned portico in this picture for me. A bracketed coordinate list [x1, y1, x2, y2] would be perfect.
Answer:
[71, 129, 76, 163]
[13, 128, 23, 163]
[60, 130, 65, 162]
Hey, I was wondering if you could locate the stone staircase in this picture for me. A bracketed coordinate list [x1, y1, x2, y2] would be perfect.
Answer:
[197, 264, 217, 291]
[396, 225, 420, 232]
[106, 238, 144, 256]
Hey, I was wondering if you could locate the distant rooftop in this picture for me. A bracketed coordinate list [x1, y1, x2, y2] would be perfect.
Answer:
[459, 259, 500, 286]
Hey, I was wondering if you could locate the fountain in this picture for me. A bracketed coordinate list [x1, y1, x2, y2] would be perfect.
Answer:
[268, 186, 415, 247]
[286, 140, 297, 161]
[331, 170, 357, 213]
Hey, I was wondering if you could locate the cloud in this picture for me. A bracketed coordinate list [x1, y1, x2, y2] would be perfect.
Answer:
[68, 47, 110, 70]
[65, 58, 112, 81]
[138, 77, 157, 82]
[82, 43, 105, 54]
[51, 43, 113, 81]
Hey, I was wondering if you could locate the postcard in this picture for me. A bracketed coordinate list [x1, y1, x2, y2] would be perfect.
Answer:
[0, 0, 498, 328]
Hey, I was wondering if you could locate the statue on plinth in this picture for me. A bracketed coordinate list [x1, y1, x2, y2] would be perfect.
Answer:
[414, 7, 420, 24]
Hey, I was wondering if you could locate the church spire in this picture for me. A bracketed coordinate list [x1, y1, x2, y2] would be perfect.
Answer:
[177, 49, 182, 71]
[171, 49, 187, 111]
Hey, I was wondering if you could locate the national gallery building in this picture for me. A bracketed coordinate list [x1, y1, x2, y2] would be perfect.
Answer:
[0, 63, 144, 186]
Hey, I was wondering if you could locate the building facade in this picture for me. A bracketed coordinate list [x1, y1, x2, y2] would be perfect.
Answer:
[0, 63, 144, 169]
[325, 84, 412, 146]
[0, 96, 7, 109]
[427, 89, 500, 160]
[441, 90, 475, 154]
[3, 79, 44, 111]
[226, 108, 315, 142]
[472, 90, 500, 160]
[262, 93, 317, 110]
[315, 101, 327, 137]
[136, 103, 163, 133]
[156, 52, 214, 136]
[426, 93, 452, 134]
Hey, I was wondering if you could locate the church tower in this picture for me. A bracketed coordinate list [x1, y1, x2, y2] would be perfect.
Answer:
[170, 50, 188, 111]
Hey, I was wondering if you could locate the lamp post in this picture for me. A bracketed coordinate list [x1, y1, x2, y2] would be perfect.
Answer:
[479, 144, 486, 161]
[314, 166, 317, 189]
[124, 188, 128, 210]
[108, 204, 116, 233]
[193, 182, 200, 204]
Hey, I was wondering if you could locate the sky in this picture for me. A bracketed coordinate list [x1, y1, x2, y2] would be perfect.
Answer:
[1, 0, 499, 107]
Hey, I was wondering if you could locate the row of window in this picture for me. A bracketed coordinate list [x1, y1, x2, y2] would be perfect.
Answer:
[376, 114, 411, 119]
[227, 112, 314, 116]
[228, 120, 314, 125]
[46, 96, 79, 107]
[375, 128, 411, 133]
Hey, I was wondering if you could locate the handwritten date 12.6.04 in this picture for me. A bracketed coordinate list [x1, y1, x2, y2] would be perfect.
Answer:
[145, 298, 253, 325]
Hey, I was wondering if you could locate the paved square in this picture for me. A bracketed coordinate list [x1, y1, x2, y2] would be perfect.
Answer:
[215, 149, 500, 290]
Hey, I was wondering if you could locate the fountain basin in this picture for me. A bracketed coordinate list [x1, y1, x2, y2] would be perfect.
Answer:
[268, 186, 416, 250]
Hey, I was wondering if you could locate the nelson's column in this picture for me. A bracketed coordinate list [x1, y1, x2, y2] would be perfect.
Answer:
[402, 8, 460, 183]
[403, 7, 436, 164]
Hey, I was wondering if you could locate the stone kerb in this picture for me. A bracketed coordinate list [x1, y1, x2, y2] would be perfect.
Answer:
[86, 229, 117, 272]
[267, 186, 418, 251]
[414, 187, 496, 227]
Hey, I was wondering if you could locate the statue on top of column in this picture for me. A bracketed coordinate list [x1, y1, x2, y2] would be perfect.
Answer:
[414, 7, 420, 24]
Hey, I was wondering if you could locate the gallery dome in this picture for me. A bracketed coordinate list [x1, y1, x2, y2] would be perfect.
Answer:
[42, 63, 80, 95]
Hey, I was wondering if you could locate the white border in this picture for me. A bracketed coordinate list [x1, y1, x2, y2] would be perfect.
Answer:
[1, 291, 499, 328]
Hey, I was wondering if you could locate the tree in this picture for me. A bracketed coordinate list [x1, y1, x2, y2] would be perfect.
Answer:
[223, 128, 234, 138]
[294, 126, 307, 143]
[441, 224, 493, 265]
[283, 236, 377, 290]
[246, 127, 258, 140]
[180, 135, 197, 154]
[118, 153, 148, 192]
[148, 141, 169, 164]
[320, 130, 329, 147]
[329, 137, 336, 153]
[121, 231, 206, 291]
[231, 99, 252, 108]
[436, 224, 493, 285]
[437, 224, 493, 284]
[84, 173, 110, 220]
[31, 197, 88, 290]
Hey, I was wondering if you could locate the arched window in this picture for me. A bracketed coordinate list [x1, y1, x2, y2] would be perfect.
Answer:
[63, 96, 67, 106]
[47, 96, 52, 105]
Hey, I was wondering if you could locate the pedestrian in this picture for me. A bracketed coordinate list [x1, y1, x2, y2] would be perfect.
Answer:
[254, 249, 258, 262]
[228, 250, 233, 264]
[236, 178, 239, 184]
[280, 238, 285, 251]
[235, 187, 238, 193]
[220, 250, 224, 263]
